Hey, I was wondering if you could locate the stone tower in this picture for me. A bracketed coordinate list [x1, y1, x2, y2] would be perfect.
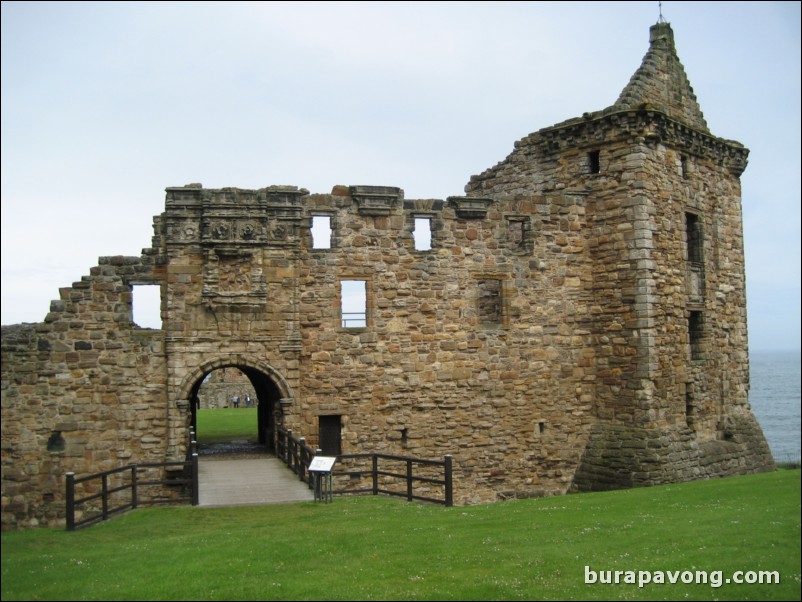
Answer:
[463, 22, 774, 491]
[1, 21, 773, 529]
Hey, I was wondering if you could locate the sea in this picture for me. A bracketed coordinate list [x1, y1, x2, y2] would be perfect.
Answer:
[749, 349, 801, 463]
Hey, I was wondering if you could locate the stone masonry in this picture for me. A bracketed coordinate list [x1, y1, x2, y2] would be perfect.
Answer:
[1, 22, 774, 529]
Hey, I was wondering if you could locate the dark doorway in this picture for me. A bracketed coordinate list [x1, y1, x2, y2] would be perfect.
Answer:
[319, 415, 342, 456]
[246, 368, 282, 452]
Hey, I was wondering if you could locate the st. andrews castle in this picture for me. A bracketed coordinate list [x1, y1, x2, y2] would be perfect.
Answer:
[1, 22, 774, 529]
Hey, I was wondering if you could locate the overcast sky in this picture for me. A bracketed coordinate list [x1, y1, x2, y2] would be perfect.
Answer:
[2, 1, 799, 351]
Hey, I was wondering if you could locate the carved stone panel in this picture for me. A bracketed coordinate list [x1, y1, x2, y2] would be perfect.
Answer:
[202, 249, 267, 305]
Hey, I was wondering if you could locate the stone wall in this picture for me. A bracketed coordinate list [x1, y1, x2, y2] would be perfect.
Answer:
[293, 185, 596, 503]
[571, 413, 774, 492]
[1, 256, 171, 529]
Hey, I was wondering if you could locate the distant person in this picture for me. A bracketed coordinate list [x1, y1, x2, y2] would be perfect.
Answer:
[245, 394, 251, 408]
[232, 394, 240, 409]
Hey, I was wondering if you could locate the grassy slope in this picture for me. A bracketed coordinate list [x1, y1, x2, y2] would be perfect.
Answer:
[2, 470, 799, 601]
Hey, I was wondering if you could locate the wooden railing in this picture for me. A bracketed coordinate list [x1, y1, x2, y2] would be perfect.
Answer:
[65, 429, 199, 531]
[334, 453, 453, 506]
[275, 426, 316, 484]
[275, 426, 453, 506]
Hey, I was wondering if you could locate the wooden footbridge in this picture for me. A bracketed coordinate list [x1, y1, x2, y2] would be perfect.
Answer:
[65, 430, 452, 530]
[197, 453, 313, 506]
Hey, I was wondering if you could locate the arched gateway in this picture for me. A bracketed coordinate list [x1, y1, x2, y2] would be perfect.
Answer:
[2, 21, 774, 530]
[180, 357, 294, 450]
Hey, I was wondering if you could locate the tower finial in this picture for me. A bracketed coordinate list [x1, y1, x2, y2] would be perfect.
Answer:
[658, 1, 666, 23]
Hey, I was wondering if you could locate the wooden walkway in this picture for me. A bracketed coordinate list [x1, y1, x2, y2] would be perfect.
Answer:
[197, 454, 314, 507]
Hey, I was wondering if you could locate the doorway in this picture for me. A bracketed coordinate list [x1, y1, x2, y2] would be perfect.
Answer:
[188, 364, 285, 455]
[319, 415, 342, 456]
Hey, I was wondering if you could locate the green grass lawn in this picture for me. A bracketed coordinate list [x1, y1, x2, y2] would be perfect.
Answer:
[195, 408, 259, 444]
[2, 470, 799, 601]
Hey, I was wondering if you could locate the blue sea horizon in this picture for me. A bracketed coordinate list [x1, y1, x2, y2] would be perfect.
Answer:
[749, 349, 801, 463]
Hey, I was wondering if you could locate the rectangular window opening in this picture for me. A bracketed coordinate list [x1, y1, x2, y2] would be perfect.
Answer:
[477, 279, 503, 325]
[685, 212, 705, 303]
[341, 280, 367, 328]
[680, 155, 688, 178]
[685, 212, 703, 264]
[132, 284, 162, 329]
[507, 217, 532, 252]
[311, 215, 332, 249]
[413, 217, 432, 251]
[689, 311, 704, 361]
[588, 150, 600, 174]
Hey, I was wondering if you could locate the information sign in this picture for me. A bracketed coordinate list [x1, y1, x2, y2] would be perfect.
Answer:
[309, 456, 336, 473]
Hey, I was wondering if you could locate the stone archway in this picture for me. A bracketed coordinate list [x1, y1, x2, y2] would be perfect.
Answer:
[178, 357, 294, 453]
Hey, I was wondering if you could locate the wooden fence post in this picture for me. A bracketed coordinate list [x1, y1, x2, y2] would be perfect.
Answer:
[372, 455, 379, 496]
[101, 474, 109, 521]
[444, 455, 453, 507]
[65, 472, 76, 531]
[315, 448, 322, 492]
[291, 435, 299, 476]
[192, 453, 199, 506]
[298, 437, 308, 481]
[406, 459, 414, 501]
[131, 465, 138, 510]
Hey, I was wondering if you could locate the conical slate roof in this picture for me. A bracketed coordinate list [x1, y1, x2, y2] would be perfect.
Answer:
[612, 22, 709, 133]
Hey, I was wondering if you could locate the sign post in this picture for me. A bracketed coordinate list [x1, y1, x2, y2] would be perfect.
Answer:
[308, 456, 337, 503]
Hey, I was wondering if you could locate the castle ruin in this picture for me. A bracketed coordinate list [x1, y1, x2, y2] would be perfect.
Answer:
[1, 22, 774, 529]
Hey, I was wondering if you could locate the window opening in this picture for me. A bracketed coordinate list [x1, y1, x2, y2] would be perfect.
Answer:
[477, 279, 503, 325]
[680, 155, 688, 178]
[341, 280, 367, 328]
[588, 150, 600, 174]
[132, 284, 162, 329]
[507, 217, 532, 252]
[686, 212, 705, 303]
[47, 432, 65, 452]
[686, 213, 703, 264]
[414, 217, 432, 251]
[311, 215, 332, 249]
[689, 311, 704, 361]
